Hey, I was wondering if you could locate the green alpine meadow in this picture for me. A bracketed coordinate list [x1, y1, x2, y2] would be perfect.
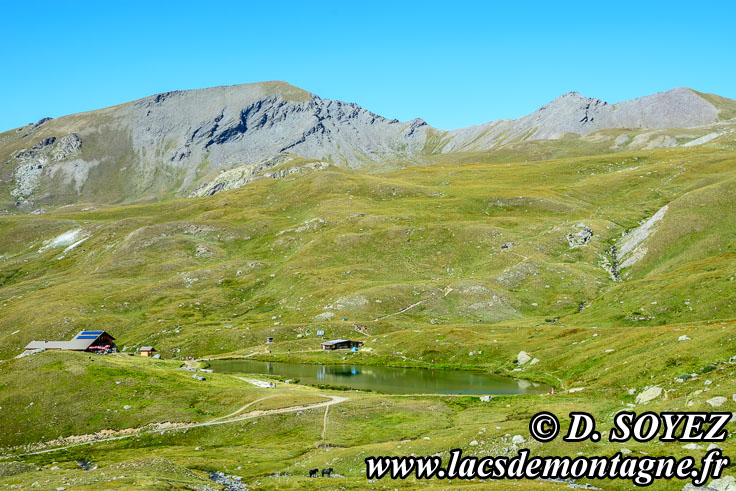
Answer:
[0, 79, 735, 489]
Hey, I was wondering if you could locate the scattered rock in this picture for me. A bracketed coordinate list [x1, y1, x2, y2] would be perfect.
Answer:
[707, 396, 728, 408]
[678, 335, 691, 341]
[208, 471, 247, 490]
[517, 351, 531, 365]
[512, 435, 525, 444]
[682, 443, 703, 450]
[706, 475, 736, 491]
[327, 295, 369, 310]
[567, 225, 593, 248]
[195, 244, 212, 257]
[75, 459, 96, 471]
[635, 386, 662, 404]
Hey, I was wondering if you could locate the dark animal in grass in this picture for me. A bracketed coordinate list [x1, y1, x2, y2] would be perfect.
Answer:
[309, 468, 319, 478]
[322, 467, 333, 477]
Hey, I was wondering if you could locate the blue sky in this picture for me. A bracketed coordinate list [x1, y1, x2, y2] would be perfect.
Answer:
[1, 1, 734, 131]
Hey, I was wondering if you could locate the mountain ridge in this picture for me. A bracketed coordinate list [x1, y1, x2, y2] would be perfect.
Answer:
[1, 82, 734, 209]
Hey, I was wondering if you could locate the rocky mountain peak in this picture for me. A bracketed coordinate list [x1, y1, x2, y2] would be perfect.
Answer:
[2, 82, 733, 209]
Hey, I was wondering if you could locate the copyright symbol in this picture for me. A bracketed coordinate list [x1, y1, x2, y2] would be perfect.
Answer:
[529, 412, 560, 442]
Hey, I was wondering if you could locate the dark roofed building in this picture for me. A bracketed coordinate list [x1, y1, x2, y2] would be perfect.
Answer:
[321, 339, 363, 350]
[24, 330, 117, 352]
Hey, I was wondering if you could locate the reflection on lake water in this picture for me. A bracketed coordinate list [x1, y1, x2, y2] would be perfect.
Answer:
[209, 359, 548, 395]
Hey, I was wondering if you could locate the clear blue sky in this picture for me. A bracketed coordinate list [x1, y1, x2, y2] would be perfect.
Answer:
[1, 1, 734, 131]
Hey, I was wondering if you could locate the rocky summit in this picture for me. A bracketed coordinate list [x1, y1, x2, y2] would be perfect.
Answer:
[1, 82, 734, 210]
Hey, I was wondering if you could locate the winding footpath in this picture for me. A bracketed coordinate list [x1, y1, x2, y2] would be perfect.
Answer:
[3, 391, 348, 458]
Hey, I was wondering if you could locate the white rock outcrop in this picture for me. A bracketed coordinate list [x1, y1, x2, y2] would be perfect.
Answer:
[635, 386, 662, 404]
[707, 396, 728, 408]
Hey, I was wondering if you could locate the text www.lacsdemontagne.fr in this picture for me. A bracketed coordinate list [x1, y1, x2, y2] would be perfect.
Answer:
[365, 449, 728, 487]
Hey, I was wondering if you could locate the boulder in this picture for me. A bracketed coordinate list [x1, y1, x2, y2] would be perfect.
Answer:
[566, 226, 593, 248]
[711, 476, 736, 491]
[707, 396, 728, 408]
[682, 484, 716, 491]
[683, 443, 703, 450]
[517, 351, 531, 365]
[635, 386, 662, 404]
[511, 435, 525, 444]
[313, 312, 334, 321]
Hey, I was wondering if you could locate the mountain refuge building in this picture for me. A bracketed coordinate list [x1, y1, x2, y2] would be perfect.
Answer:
[320, 339, 364, 350]
[24, 330, 117, 353]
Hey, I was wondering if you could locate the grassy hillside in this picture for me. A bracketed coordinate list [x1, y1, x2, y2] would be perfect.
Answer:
[1, 144, 734, 360]
[1, 138, 735, 488]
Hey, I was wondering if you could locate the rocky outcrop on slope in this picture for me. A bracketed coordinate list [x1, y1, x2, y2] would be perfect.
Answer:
[189, 154, 330, 197]
[11, 133, 82, 200]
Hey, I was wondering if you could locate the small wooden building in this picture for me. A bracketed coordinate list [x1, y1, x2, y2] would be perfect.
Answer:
[139, 346, 156, 357]
[321, 339, 363, 350]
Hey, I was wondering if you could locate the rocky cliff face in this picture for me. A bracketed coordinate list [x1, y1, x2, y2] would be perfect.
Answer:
[11, 133, 82, 200]
[0, 82, 732, 208]
[128, 82, 430, 176]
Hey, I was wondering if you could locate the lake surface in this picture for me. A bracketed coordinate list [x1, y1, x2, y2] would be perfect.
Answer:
[209, 359, 548, 395]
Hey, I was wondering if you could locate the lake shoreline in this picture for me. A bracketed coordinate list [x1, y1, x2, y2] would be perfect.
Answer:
[208, 358, 551, 395]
